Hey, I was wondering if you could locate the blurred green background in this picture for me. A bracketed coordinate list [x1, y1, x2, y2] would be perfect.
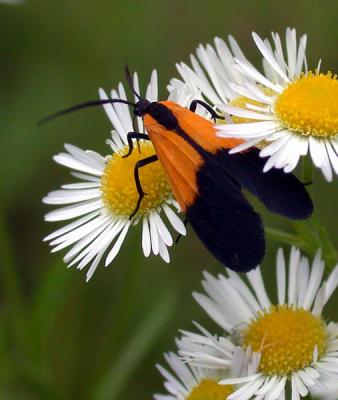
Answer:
[0, 0, 337, 399]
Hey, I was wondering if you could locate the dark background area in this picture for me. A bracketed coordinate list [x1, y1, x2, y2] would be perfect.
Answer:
[0, 0, 337, 399]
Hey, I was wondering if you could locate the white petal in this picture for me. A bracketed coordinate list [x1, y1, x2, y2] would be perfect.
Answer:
[65, 220, 113, 264]
[296, 34, 308, 76]
[326, 141, 338, 175]
[61, 182, 101, 189]
[227, 270, 261, 312]
[50, 214, 110, 248]
[267, 377, 287, 400]
[66, 224, 114, 267]
[217, 103, 273, 121]
[149, 211, 159, 255]
[229, 82, 274, 105]
[303, 249, 324, 310]
[293, 372, 309, 397]
[193, 292, 232, 332]
[64, 144, 105, 168]
[219, 373, 263, 385]
[291, 375, 300, 400]
[53, 153, 103, 176]
[234, 58, 283, 93]
[43, 188, 100, 205]
[312, 286, 326, 316]
[260, 134, 293, 158]
[216, 120, 278, 135]
[255, 376, 278, 397]
[71, 171, 101, 182]
[298, 369, 316, 387]
[44, 200, 103, 222]
[309, 137, 333, 181]
[44, 211, 100, 241]
[162, 204, 186, 235]
[227, 376, 265, 400]
[252, 32, 290, 83]
[105, 221, 130, 265]
[153, 212, 173, 247]
[276, 248, 286, 305]
[228, 138, 263, 154]
[99, 88, 127, 142]
[325, 265, 338, 302]
[288, 247, 301, 306]
[297, 257, 310, 308]
[149, 69, 158, 102]
[76, 222, 119, 270]
[141, 217, 151, 257]
[247, 268, 271, 309]
[158, 237, 170, 263]
[86, 250, 104, 282]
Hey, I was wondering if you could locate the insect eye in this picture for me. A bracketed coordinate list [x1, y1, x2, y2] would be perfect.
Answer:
[134, 99, 150, 117]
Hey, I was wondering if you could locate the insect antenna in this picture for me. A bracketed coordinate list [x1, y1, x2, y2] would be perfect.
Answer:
[38, 98, 135, 126]
[124, 64, 141, 100]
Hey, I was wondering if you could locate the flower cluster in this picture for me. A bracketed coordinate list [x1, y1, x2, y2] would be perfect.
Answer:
[170, 28, 338, 181]
[44, 28, 337, 280]
[43, 72, 189, 281]
[42, 27, 338, 399]
[155, 247, 338, 400]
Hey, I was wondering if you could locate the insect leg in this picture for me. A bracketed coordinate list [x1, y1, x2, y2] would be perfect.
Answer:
[123, 132, 150, 158]
[189, 100, 225, 122]
[130, 154, 159, 219]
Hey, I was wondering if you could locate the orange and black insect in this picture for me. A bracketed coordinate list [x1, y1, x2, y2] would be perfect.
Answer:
[41, 68, 313, 272]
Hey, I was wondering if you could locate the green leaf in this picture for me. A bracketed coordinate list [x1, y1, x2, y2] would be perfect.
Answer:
[92, 289, 177, 400]
[32, 261, 75, 336]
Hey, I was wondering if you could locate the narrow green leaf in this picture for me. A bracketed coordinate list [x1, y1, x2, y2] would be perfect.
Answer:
[92, 289, 177, 400]
[33, 260, 74, 335]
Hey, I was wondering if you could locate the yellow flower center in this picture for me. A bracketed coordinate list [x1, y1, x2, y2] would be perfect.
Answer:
[275, 72, 338, 138]
[243, 305, 327, 376]
[100, 142, 171, 219]
[187, 379, 234, 400]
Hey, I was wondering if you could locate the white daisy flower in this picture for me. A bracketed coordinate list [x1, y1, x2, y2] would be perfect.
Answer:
[155, 328, 259, 400]
[169, 28, 338, 181]
[191, 247, 338, 400]
[43, 71, 187, 281]
[154, 352, 235, 400]
[177, 323, 260, 373]
[168, 33, 254, 112]
[215, 28, 338, 181]
[310, 356, 338, 400]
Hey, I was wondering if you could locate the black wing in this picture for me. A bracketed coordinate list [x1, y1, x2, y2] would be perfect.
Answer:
[186, 157, 265, 273]
[215, 148, 313, 220]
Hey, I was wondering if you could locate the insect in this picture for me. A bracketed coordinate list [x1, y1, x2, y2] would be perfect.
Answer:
[41, 68, 313, 272]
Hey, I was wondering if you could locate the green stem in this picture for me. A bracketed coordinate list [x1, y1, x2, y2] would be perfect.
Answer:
[301, 154, 314, 194]
[292, 156, 338, 269]
[265, 227, 303, 248]
[305, 213, 337, 269]
[267, 156, 337, 270]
